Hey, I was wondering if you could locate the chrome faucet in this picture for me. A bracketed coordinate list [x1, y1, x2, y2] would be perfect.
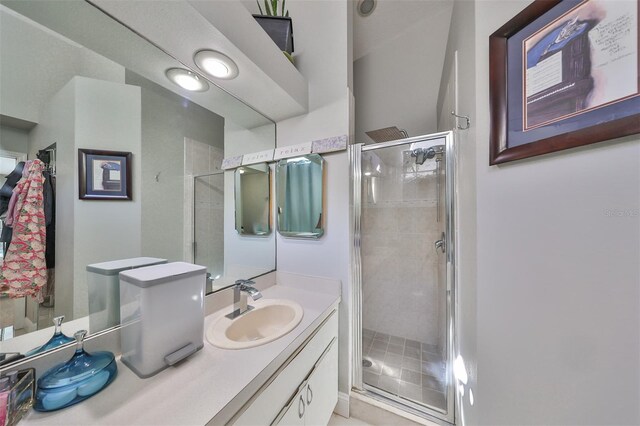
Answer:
[226, 279, 262, 319]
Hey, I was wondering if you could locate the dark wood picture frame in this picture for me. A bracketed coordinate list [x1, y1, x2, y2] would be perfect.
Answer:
[78, 149, 132, 200]
[489, 0, 640, 165]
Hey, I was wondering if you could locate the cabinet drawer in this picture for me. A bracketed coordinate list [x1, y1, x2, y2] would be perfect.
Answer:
[233, 310, 338, 425]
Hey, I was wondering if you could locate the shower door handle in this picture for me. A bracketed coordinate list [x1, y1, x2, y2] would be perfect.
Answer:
[435, 232, 445, 253]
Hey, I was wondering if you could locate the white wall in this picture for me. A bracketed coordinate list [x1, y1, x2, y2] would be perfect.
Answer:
[437, 0, 478, 424]
[0, 126, 29, 154]
[0, 6, 123, 124]
[354, 5, 453, 143]
[73, 77, 142, 319]
[472, 1, 640, 424]
[29, 77, 142, 320]
[273, 0, 352, 401]
[124, 71, 225, 264]
[223, 120, 276, 282]
[28, 81, 76, 321]
[223, 166, 276, 281]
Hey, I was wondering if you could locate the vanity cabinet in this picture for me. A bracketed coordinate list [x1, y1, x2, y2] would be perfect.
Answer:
[233, 310, 338, 425]
[275, 340, 338, 425]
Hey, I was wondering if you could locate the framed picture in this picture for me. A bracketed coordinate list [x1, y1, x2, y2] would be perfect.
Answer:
[489, 0, 639, 165]
[78, 149, 132, 200]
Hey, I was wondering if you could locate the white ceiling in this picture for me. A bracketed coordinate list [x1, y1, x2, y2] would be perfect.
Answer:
[2, 0, 309, 128]
[353, 0, 454, 61]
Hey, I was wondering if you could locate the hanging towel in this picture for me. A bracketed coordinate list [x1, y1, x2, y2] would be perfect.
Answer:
[0, 159, 48, 301]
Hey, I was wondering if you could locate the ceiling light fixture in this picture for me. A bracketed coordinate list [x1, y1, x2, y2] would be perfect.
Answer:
[165, 68, 209, 92]
[194, 50, 239, 80]
[357, 0, 376, 17]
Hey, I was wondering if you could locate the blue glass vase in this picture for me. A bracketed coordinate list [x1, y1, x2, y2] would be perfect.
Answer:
[25, 316, 74, 357]
[34, 330, 117, 412]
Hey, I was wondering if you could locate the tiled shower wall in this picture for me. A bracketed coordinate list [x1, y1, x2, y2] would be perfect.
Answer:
[183, 138, 224, 273]
[361, 161, 447, 351]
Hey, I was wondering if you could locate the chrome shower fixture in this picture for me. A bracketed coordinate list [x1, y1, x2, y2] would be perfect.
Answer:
[411, 145, 444, 165]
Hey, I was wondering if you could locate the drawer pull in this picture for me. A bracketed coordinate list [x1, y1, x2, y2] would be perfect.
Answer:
[298, 395, 305, 419]
[306, 385, 313, 405]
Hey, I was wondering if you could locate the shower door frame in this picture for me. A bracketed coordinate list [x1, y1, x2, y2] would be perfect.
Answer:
[192, 170, 225, 264]
[350, 131, 456, 424]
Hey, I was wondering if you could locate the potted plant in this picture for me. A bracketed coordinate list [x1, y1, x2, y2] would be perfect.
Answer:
[253, 0, 294, 60]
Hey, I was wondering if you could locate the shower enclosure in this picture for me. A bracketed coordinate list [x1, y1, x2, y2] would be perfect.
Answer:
[351, 131, 455, 423]
[192, 172, 225, 293]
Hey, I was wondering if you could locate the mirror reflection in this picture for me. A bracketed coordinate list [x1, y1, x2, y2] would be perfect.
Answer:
[235, 164, 271, 237]
[0, 1, 275, 365]
[276, 154, 325, 239]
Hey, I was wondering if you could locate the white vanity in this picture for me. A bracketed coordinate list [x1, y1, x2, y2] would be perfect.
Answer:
[18, 272, 340, 425]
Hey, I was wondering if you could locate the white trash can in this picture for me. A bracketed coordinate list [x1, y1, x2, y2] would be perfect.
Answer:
[119, 262, 206, 378]
[86, 257, 167, 334]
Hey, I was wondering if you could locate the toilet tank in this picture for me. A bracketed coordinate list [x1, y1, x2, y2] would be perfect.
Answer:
[119, 262, 206, 378]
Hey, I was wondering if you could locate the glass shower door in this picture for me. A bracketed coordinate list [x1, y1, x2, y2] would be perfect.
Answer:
[193, 172, 225, 292]
[353, 132, 454, 422]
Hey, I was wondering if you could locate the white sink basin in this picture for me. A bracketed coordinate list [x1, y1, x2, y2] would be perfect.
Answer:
[206, 299, 304, 349]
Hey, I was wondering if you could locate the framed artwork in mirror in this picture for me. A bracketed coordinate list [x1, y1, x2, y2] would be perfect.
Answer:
[78, 149, 132, 200]
[489, 0, 639, 165]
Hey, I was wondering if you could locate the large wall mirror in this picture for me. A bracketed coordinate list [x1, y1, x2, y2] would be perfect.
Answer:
[276, 154, 325, 239]
[0, 1, 276, 366]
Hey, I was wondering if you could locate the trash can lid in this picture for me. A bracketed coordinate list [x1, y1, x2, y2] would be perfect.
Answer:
[86, 257, 167, 276]
[119, 262, 207, 288]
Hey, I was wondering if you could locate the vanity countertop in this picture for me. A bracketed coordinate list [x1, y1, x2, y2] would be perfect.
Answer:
[20, 283, 340, 425]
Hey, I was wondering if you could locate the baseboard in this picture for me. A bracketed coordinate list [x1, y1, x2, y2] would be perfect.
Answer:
[334, 391, 350, 418]
[350, 391, 442, 426]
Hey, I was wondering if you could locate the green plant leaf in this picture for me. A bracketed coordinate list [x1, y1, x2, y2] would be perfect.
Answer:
[263, 0, 272, 15]
[281, 0, 286, 16]
[271, 0, 278, 16]
[256, 0, 264, 15]
[285, 10, 289, 17]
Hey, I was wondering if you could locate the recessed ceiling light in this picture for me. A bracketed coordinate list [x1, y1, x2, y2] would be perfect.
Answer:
[194, 50, 239, 80]
[165, 68, 209, 92]
[357, 0, 376, 17]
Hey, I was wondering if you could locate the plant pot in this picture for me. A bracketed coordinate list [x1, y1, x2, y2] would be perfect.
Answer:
[253, 15, 294, 55]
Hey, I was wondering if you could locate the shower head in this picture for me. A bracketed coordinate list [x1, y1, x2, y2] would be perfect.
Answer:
[365, 126, 408, 143]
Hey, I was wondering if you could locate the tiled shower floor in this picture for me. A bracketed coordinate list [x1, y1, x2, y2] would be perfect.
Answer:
[362, 328, 447, 411]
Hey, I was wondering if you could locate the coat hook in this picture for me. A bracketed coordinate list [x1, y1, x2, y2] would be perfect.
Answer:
[451, 111, 470, 130]
[155, 171, 161, 182]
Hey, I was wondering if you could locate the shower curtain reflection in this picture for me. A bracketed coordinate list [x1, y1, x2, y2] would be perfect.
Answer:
[276, 154, 324, 238]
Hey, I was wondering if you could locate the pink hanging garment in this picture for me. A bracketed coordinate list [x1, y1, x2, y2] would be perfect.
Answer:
[0, 159, 48, 301]
[4, 187, 19, 226]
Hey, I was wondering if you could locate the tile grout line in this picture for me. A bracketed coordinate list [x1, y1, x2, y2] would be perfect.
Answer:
[362, 329, 447, 408]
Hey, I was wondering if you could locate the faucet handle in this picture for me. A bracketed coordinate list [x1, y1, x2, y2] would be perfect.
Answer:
[234, 279, 255, 289]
